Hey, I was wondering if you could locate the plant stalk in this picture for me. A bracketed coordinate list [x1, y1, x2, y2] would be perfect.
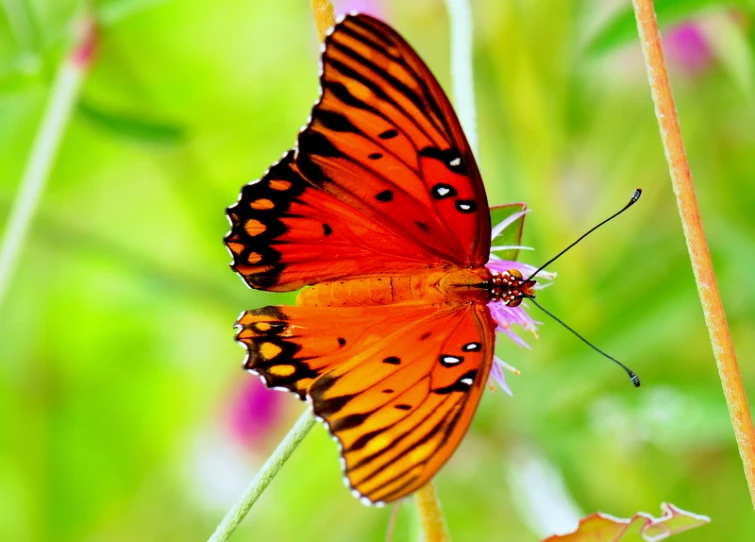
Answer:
[415, 483, 451, 542]
[207, 410, 315, 542]
[445, 0, 478, 155]
[632, 0, 755, 508]
[0, 15, 96, 310]
[310, 0, 335, 41]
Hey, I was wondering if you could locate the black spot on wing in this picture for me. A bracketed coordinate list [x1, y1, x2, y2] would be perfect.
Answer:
[455, 200, 477, 213]
[376, 190, 393, 202]
[439, 355, 463, 367]
[378, 129, 398, 139]
[317, 109, 359, 132]
[383, 356, 401, 365]
[419, 147, 468, 175]
[431, 183, 457, 200]
[433, 370, 477, 395]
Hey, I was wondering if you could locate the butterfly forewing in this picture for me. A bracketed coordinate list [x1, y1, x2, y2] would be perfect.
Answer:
[298, 15, 490, 268]
[225, 151, 448, 291]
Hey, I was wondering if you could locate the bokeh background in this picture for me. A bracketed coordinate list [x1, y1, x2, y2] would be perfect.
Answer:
[1, 0, 754, 540]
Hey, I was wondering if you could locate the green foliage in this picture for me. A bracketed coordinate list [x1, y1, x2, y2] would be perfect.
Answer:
[585, 0, 755, 57]
[1, 1, 754, 541]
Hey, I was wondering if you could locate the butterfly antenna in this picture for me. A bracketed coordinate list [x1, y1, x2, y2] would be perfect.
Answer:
[527, 297, 640, 387]
[527, 189, 642, 281]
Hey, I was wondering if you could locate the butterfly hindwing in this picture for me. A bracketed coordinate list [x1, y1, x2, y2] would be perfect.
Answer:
[235, 304, 438, 399]
[237, 302, 496, 504]
[312, 303, 496, 504]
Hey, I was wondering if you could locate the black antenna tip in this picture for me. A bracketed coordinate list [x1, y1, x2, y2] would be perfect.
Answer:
[631, 188, 642, 202]
[629, 372, 641, 388]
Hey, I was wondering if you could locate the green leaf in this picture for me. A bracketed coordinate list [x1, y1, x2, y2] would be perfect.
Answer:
[490, 202, 527, 262]
[584, 0, 754, 58]
[77, 100, 185, 144]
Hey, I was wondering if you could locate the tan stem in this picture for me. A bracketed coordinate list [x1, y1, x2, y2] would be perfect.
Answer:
[415, 483, 452, 542]
[632, 0, 755, 507]
[310, 0, 336, 41]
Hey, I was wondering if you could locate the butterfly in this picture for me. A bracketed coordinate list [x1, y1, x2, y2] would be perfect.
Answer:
[224, 13, 539, 506]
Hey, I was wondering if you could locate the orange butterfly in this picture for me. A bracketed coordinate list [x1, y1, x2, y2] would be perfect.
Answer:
[224, 13, 546, 506]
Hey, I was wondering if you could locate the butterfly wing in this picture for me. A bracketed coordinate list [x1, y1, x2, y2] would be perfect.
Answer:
[225, 13, 490, 292]
[225, 151, 450, 292]
[235, 302, 496, 504]
[299, 14, 490, 267]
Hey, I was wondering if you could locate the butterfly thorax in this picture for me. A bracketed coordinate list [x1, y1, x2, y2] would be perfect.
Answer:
[295, 267, 494, 308]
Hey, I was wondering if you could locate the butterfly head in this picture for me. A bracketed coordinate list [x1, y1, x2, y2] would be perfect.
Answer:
[490, 269, 537, 307]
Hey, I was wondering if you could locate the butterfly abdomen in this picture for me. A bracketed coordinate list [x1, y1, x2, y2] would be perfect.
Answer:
[296, 267, 492, 307]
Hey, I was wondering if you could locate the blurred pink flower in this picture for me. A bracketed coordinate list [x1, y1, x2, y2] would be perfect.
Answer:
[336, 0, 387, 18]
[228, 378, 284, 446]
[664, 23, 712, 74]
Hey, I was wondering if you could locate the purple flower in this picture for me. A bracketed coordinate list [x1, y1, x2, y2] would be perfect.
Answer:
[228, 378, 284, 446]
[664, 23, 712, 74]
[485, 208, 555, 395]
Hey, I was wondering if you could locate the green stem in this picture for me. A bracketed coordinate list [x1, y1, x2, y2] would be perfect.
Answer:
[207, 410, 315, 542]
[445, 0, 478, 156]
[0, 15, 96, 309]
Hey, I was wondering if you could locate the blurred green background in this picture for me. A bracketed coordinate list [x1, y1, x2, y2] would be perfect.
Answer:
[1, 0, 754, 540]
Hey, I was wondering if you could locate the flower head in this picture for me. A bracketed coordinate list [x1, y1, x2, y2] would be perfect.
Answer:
[228, 378, 285, 446]
[485, 205, 555, 394]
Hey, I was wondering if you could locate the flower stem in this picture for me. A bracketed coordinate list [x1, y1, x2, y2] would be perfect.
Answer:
[207, 410, 315, 542]
[0, 15, 96, 309]
[631, 0, 755, 507]
[445, 0, 478, 156]
[415, 483, 452, 542]
[310, 0, 335, 42]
